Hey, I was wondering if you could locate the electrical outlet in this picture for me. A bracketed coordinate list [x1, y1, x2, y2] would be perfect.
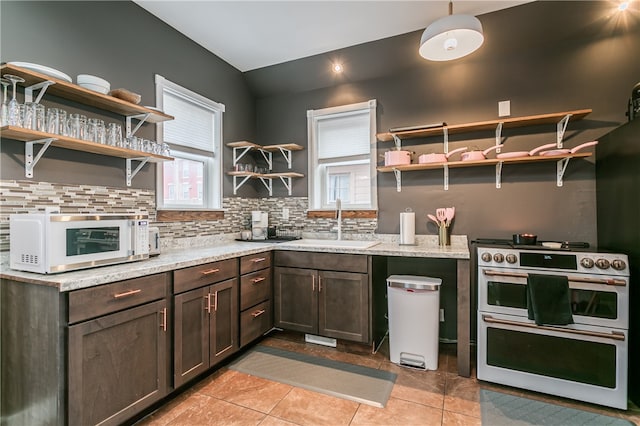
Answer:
[282, 208, 289, 220]
[439, 309, 445, 322]
[498, 100, 511, 117]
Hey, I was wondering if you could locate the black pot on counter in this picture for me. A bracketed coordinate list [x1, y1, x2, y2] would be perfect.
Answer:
[513, 233, 537, 245]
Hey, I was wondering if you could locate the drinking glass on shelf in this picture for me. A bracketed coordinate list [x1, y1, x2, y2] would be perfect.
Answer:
[0, 78, 9, 126]
[106, 123, 122, 147]
[87, 118, 105, 143]
[46, 108, 67, 135]
[34, 104, 45, 131]
[162, 143, 170, 156]
[67, 113, 87, 139]
[3, 74, 25, 126]
[23, 102, 36, 129]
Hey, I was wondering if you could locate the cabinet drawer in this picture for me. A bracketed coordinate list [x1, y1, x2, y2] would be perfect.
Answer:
[68, 273, 169, 324]
[240, 269, 272, 311]
[240, 252, 272, 275]
[240, 300, 272, 347]
[174, 258, 237, 294]
[275, 251, 368, 273]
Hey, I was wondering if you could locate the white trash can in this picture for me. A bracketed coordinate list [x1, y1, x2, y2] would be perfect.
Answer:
[387, 275, 442, 370]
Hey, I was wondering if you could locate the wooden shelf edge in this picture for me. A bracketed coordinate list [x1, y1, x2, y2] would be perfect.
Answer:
[1, 126, 173, 162]
[377, 152, 592, 172]
[226, 141, 304, 151]
[227, 171, 304, 178]
[377, 109, 592, 142]
[0, 63, 173, 123]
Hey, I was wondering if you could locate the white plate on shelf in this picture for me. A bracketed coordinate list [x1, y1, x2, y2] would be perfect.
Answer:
[8, 61, 72, 83]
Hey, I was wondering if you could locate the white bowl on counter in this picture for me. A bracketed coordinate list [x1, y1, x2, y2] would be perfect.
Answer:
[77, 74, 110, 94]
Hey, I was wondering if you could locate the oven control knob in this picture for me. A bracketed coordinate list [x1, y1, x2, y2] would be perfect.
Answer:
[506, 254, 518, 264]
[595, 258, 611, 269]
[611, 259, 627, 271]
[493, 253, 505, 263]
[580, 258, 594, 268]
[481, 252, 492, 262]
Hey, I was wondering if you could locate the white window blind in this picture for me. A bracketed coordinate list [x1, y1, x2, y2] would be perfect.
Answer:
[317, 111, 370, 159]
[163, 90, 215, 152]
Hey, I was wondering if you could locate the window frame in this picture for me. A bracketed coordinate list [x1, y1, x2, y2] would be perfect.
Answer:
[307, 99, 377, 211]
[155, 74, 224, 211]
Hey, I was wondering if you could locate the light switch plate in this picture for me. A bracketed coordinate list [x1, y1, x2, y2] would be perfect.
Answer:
[498, 100, 511, 117]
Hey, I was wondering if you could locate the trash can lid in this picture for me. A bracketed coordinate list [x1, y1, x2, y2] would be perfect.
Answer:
[386, 275, 442, 291]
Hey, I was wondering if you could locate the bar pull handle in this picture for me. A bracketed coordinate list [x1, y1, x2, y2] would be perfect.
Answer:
[160, 307, 167, 331]
[113, 289, 142, 299]
[482, 315, 625, 341]
[204, 294, 211, 314]
[251, 257, 267, 263]
[201, 268, 220, 276]
[483, 269, 626, 286]
[312, 275, 315, 292]
[251, 309, 266, 318]
[213, 291, 218, 312]
[251, 276, 266, 284]
[318, 276, 322, 293]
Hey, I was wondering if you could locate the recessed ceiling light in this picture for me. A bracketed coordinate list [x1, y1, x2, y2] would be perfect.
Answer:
[332, 63, 343, 73]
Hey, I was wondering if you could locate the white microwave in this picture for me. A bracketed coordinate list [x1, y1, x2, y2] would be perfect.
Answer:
[9, 213, 149, 274]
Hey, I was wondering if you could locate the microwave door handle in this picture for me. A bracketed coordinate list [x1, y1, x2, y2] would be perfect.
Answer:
[482, 315, 626, 341]
[128, 220, 136, 255]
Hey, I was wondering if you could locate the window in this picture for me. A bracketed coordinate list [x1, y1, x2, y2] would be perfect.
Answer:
[307, 100, 377, 210]
[155, 75, 224, 210]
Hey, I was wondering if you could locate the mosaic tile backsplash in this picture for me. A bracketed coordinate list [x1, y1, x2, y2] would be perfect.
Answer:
[0, 180, 378, 251]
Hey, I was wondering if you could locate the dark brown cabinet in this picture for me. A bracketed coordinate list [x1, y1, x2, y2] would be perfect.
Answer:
[173, 259, 238, 388]
[274, 251, 370, 343]
[239, 252, 273, 347]
[67, 273, 171, 426]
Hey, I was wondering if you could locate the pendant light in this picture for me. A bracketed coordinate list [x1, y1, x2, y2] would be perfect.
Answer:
[419, 1, 484, 61]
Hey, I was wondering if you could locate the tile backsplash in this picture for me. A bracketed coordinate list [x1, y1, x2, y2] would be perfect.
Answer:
[0, 180, 378, 251]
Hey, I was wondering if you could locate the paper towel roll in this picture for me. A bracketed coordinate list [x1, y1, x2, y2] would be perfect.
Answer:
[400, 212, 415, 245]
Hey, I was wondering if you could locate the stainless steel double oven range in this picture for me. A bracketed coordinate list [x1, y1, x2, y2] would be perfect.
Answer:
[475, 239, 630, 409]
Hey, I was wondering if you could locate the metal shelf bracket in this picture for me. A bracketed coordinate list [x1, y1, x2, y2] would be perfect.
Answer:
[443, 164, 449, 191]
[443, 128, 449, 153]
[278, 176, 294, 195]
[257, 149, 273, 170]
[126, 157, 150, 187]
[125, 113, 151, 138]
[25, 137, 55, 178]
[496, 162, 504, 189]
[495, 122, 504, 153]
[276, 147, 293, 169]
[232, 175, 252, 195]
[392, 169, 402, 192]
[232, 146, 253, 166]
[556, 114, 572, 148]
[557, 157, 571, 187]
[258, 177, 273, 196]
[392, 135, 402, 150]
[24, 80, 55, 104]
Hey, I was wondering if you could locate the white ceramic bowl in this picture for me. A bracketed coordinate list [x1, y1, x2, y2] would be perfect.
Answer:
[77, 74, 110, 94]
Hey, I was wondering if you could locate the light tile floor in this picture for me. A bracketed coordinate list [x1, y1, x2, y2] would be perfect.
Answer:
[137, 331, 640, 425]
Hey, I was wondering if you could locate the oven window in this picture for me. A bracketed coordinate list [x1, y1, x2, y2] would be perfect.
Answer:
[571, 289, 618, 319]
[486, 328, 616, 388]
[487, 281, 527, 309]
[66, 227, 120, 256]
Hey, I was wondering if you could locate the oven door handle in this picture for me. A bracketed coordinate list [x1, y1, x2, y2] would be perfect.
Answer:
[482, 315, 626, 341]
[482, 270, 626, 286]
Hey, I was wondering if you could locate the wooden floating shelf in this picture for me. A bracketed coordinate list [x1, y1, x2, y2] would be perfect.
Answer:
[0, 63, 174, 123]
[226, 141, 303, 151]
[377, 152, 591, 173]
[227, 171, 304, 178]
[1, 126, 172, 162]
[377, 109, 592, 142]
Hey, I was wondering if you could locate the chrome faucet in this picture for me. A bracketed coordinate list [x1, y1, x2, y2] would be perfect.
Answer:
[335, 198, 342, 240]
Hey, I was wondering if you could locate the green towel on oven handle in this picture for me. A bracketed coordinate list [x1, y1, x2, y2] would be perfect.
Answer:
[527, 273, 574, 326]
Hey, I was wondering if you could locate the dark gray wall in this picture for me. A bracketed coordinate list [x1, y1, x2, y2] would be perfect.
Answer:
[248, 1, 640, 245]
[0, 1, 255, 193]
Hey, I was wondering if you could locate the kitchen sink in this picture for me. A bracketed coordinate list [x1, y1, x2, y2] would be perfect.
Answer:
[282, 239, 381, 249]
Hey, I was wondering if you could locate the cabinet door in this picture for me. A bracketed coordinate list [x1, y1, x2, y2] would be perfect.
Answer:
[68, 299, 169, 426]
[210, 278, 239, 365]
[319, 271, 369, 343]
[174, 286, 210, 388]
[274, 267, 318, 334]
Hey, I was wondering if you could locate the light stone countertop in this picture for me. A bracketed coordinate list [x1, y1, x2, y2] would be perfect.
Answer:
[0, 234, 469, 292]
